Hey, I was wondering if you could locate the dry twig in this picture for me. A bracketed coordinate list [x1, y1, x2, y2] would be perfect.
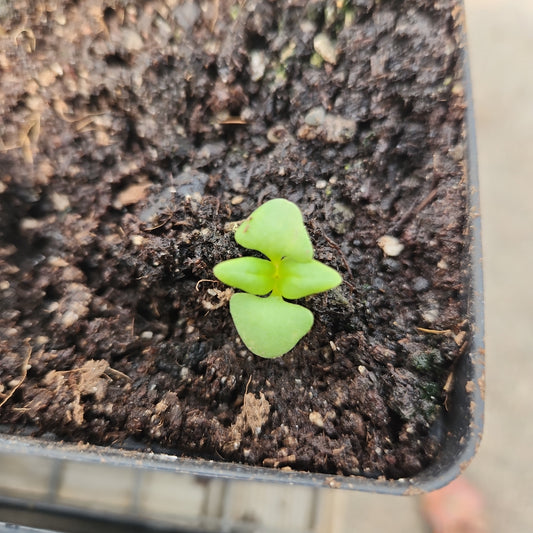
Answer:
[0, 345, 32, 409]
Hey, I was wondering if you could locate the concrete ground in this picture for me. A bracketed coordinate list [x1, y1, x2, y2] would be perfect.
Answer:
[1, 0, 532, 531]
[460, 0, 533, 531]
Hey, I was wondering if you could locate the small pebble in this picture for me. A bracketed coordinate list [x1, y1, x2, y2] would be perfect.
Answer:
[412, 277, 430, 292]
[5, 327, 18, 337]
[313, 33, 338, 64]
[382, 258, 401, 273]
[250, 50, 266, 81]
[37, 68, 57, 87]
[231, 195, 244, 205]
[309, 411, 324, 428]
[421, 307, 439, 324]
[121, 28, 143, 52]
[47, 301, 59, 312]
[372, 277, 386, 292]
[61, 310, 79, 328]
[48, 256, 69, 267]
[304, 106, 326, 126]
[322, 114, 356, 143]
[377, 235, 404, 257]
[130, 235, 145, 246]
[20, 218, 43, 230]
[173, 1, 201, 31]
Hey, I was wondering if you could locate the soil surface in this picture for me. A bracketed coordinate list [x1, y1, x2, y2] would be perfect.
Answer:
[0, 0, 469, 480]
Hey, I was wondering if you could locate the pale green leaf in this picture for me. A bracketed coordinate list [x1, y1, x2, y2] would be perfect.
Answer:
[213, 257, 274, 295]
[230, 293, 313, 358]
[278, 258, 343, 299]
[235, 198, 313, 262]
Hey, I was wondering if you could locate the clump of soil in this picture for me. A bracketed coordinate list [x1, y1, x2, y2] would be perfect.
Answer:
[0, 0, 470, 479]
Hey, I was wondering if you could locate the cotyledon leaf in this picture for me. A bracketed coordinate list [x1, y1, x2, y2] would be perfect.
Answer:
[229, 293, 314, 358]
[278, 258, 342, 299]
[214, 257, 275, 295]
[235, 198, 313, 263]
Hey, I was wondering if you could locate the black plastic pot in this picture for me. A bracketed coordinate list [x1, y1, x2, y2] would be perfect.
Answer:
[0, 59, 484, 505]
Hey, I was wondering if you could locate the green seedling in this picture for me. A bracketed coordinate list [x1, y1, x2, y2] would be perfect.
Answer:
[214, 198, 342, 358]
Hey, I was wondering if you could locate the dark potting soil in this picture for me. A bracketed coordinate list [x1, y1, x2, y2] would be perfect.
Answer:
[0, 0, 470, 479]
